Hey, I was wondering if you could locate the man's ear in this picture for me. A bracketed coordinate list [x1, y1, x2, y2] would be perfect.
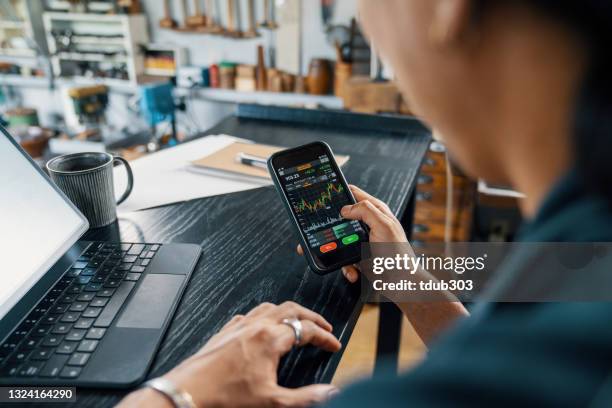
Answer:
[429, 0, 473, 48]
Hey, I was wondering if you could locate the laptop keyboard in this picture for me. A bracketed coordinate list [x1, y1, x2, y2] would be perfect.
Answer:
[0, 242, 160, 380]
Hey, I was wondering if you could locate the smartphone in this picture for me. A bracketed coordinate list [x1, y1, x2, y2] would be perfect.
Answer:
[268, 141, 368, 274]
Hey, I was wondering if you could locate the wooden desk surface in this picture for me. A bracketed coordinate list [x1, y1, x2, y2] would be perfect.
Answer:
[77, 105, 430, 406]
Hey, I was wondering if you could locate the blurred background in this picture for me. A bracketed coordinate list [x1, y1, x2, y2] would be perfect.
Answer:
[0, 0, 383, 155]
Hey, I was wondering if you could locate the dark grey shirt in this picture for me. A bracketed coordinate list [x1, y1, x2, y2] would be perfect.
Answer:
[327, 171, 612, 407]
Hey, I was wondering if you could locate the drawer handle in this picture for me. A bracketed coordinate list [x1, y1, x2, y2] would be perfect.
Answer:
[423, 157, 436, 167]
[416, 191, 432, 202]
[413, 224, 430, 233]
[418, 174, 433, 185]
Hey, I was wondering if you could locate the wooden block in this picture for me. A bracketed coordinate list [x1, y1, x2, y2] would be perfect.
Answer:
[334, 62, 352, 99]
[281, 73, 295, 93]
[236, 77, 256, 92]
[68, 85, 108, 99]
[186, 15, 207, 27]
[267, 68, 283, 92]
[342, 76, 402, 114]
[237, 64, 256, 78]
[420, 151, 446, 175]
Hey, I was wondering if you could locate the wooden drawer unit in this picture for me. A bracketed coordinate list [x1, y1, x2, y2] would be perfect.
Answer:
[420, 150, 446, 174]
[415, 204, 463, 225]
[417, 172, 468, 190]
[412, 142, 476, 243]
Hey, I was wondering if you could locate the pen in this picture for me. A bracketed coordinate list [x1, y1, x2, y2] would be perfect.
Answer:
[236, 152, 268, 169]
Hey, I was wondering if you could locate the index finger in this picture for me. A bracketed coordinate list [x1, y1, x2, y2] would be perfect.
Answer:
[349, 185, 395, 218]
[341, 200, 391, 231]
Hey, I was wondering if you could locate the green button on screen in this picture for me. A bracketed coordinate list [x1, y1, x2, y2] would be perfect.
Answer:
[342, 234, 360, 245]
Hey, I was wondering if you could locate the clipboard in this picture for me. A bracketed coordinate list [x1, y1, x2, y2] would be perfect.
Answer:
[190, 141, 350, 179]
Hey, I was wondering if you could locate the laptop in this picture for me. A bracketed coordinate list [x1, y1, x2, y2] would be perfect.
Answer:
[0, 127, 201, 388]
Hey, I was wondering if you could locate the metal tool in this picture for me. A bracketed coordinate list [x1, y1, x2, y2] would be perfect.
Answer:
[186, 0, 207, 28]
[181, 0, 190, 27]
[244, 0, 258, 37]
[259, 0, 278, 29]
[225, 0, 241, 37]
[160, 0, 178, 28]
[204, 0, 223, 32]
[235, 0, 244, 35]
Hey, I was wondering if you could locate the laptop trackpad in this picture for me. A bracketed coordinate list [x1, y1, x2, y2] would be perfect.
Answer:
[116, 274, 185, 329]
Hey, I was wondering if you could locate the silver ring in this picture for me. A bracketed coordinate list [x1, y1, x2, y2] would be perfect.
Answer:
[281, 318, 302, 346]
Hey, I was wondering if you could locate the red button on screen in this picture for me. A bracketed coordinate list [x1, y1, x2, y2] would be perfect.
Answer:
[320, 242, 338, 253]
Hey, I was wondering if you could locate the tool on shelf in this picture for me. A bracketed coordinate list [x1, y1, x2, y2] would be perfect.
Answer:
[224, 0, 242, 37]
[321, 0, 336, 27]
[256, 45, 268, 90]
[116, 0, 142, 14]
[180, 0, 190, 27]
[202, 0, 222, 32]
[270, 0, 278, 29]
[160, 0, 178, 28]
[348, 18, 371, 76]
[259, 0, 278, 29]
[186, 0, 207, 28]
[66, 0, 89, 13]
[204, 0, 216, 28]
[334, 41, 352, 98]
[244, 0, 258, 38]
[235, 0, 245, 36]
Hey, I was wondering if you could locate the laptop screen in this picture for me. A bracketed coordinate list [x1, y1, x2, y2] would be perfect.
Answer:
[0, 130, 88, 321]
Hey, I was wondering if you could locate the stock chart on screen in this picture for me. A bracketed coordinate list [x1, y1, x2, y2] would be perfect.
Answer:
[279, 155, 364, 253]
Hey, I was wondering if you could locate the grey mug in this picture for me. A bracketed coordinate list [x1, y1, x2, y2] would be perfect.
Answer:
[46, 152, 134, 228]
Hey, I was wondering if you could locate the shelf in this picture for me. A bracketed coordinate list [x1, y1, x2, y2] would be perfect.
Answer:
[0, 76, 344, 108]
[56, 51, 127, 63]
[0, 20, 26, 29]
[61, 76, 136, 92]
[178, 87, 344, 109]
[43, 13, 148, 88]
[161, 26, 261, 40]
[0, 75, 49, 87]
[0, 48, 37, 58]
[0, 74, 137, 93]
[143, 68, 175, 77]
[46, 1, 115, 14]
[43, 12, 128, 23]
[72, 36, 125, 46]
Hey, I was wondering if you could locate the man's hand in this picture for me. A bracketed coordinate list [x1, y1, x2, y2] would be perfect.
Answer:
[118, 302, 341, 408]
[297, 185, 409, 283]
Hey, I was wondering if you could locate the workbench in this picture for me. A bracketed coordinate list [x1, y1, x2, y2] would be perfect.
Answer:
[77, 104, 431, 406]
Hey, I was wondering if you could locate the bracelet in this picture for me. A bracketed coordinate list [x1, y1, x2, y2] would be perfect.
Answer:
[143, 377, 197, 408]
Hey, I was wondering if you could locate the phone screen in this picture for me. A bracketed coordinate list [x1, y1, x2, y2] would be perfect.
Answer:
[270, 142, 367, 271]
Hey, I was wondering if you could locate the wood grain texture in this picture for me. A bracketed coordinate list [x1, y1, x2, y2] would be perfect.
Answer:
[71, 106, 430, 407]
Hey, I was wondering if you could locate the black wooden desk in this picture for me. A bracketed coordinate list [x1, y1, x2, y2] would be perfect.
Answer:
[77, 105, 430, 406]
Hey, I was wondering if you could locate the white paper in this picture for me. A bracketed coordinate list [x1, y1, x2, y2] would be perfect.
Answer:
[114, 135, 272, 213]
